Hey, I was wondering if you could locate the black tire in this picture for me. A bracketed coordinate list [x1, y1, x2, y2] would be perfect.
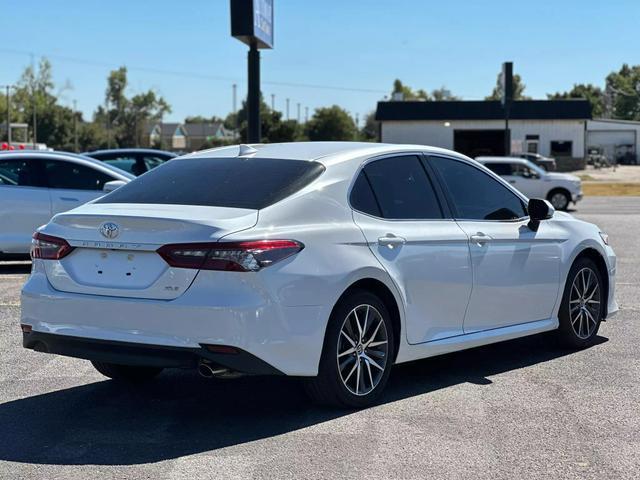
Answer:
[556, 257, 604, 348]
[304, 289, 395, 408]
[91, 361, 163, 382]
[547, 189, 571, 211]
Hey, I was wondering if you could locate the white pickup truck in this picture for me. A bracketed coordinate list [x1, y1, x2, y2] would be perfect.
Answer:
[476, 157, 583, 211]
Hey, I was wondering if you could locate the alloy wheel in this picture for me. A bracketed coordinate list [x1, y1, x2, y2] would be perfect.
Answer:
[336, 304, 389, 396]
[569, 267, 601, 339]
[550, 192, 569, 210]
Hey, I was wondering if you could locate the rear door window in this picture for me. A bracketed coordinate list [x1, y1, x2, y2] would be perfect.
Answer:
[360, 155, 443, 219]
[97, 157, 325, 209]
[43, 160, 115, 190]
[0, 158, 44, 187]
[484, 162, 512, 176]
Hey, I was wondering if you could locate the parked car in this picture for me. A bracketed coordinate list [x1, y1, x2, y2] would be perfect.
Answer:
[518, 152, 557, 171]
[83, 148, 177, 176]
[21, 143, 616, 408]
[0, 151, 133, 256]
[477, 157, 582, 211]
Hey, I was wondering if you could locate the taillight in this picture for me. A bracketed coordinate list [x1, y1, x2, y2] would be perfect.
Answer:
[30, 232, 74, 260]
[157, 240, 304, 272]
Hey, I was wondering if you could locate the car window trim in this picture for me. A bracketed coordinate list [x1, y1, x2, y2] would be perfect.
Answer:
[347, 151, 453, 222]
[426, 154, 530, 223]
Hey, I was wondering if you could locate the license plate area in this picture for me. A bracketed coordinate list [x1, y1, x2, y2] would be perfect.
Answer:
[62, 248, 168, 289]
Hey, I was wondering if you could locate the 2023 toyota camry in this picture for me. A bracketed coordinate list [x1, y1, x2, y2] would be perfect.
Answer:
[21, 142, 617, 407]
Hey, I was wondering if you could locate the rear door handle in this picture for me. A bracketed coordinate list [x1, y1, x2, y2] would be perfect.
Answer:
[378, 234, 406, 249]
[508, 180, 516, 184]
[59, 197, 79, 202]
[470, 232, 492, 246]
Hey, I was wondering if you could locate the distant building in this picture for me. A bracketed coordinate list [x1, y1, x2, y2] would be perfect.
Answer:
[145, 122, 235, 152]
[375, 99, 640, 169]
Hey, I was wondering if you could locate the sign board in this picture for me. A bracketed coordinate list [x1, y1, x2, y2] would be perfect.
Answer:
[501, 61, 513, 106]
[511, 139, 523, 154]
[231, 0, 274, 49]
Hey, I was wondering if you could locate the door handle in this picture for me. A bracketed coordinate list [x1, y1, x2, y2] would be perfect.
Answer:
[508, 180, 516, 184]
[378, 234, 406, 249]
[470, 232, 492, 246]
[59, 197, 79, 202]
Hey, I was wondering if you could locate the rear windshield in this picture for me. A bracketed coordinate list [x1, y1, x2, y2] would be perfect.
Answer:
[97, 157, 325, 209]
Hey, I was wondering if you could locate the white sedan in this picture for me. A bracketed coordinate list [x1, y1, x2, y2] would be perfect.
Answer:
[21, 143, 617, 408]
[0, 151, 133, 256]
[476, 157, 583, 210]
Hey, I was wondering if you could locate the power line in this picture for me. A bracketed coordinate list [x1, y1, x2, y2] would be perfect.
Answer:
[0, 48, 388, 95]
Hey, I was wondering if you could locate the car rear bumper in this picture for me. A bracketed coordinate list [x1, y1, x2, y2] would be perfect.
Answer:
[22, 330, 283, 374]
[21, 268, 328, 376]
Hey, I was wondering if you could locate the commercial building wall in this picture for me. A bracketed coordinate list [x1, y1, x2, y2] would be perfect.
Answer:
[381, 119, 586, 158]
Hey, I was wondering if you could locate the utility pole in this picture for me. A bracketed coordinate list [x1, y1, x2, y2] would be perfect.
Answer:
[232, 83, 237, 117]
[305, 106, 309, 123]
[296, 102, 301, 123]
[3, 85, 15, 145]
[286, 98, 290, 120]
[247, 41, 261, 142]
[31, 53, 37, 147]
[271, 93, 275, 111]
[73, 100, 78, 152]
[501, 61, 513, 156]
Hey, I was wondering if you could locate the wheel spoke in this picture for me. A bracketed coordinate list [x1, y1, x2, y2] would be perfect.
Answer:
[367, 340, 388, 348]
[355, 359, 361, 394]
[363, 353, 384, 371]
[365, 359, 374, 390]
[339, 355, 355, 372]
[341, 330, 356, 347]
[338, 346, 356, 358]
[364, 320, 383, 348]
[353, 310, 363, 343]
[362, 305, 370, 340]
[343, 359, 358, 383]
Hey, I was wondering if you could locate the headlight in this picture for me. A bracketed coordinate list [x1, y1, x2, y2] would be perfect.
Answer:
[599, 232, 610, 245]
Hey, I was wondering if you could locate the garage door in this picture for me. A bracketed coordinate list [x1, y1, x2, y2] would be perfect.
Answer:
[587, 130, 637, 164]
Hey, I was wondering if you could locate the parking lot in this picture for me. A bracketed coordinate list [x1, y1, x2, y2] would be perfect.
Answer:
[0, 196, 638, 480]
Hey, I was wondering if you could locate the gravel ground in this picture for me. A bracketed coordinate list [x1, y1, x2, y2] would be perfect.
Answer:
[0, 196, 638, 480]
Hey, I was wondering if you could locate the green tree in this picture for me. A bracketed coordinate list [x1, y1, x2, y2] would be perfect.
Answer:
[486, 73, 530, 100]
[605, 64, 640, 120]
[185, 115, 224, 124]
[392, 79, 430, 100]
[305, 105, 356, 141]
[360, 111, 378, 141]
[547, 84, 605, 118]
[98, 66, 171, 147]
[431, 86, 460, 101]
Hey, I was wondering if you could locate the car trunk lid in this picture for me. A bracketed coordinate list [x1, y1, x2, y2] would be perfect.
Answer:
[40, 203, 258, 300]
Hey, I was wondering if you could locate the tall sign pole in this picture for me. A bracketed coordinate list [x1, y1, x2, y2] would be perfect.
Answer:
[231, 0, 274, 143]
[501, 61, 513, 156]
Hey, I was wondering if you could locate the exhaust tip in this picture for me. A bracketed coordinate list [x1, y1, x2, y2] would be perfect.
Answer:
[198, 362, 215, 378]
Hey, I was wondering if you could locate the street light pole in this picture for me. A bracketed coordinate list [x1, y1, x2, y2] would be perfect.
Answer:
[4, 85, 13, 145]
[247, 41, 261, 143]
[73, 100, 78, 152]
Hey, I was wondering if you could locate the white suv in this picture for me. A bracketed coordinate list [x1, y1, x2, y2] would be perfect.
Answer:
[477, 157, 582, 210]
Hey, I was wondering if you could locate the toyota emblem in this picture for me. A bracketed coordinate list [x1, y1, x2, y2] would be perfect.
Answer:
[99, 222, 120, 239]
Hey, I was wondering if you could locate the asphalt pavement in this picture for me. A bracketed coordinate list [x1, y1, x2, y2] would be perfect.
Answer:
[0, 196, 638, 480]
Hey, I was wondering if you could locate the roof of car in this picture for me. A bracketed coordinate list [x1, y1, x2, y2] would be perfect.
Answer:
[476, 156, 529, 164]
[84, 148, 177, 157]
[183, 142, 466, 165]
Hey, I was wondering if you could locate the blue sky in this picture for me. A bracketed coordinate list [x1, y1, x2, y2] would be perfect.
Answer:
[2, 0, 638, 125]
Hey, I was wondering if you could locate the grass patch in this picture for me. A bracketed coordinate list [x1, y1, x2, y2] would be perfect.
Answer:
[583, 183, 640, 196]
[578, 174, 596, 181]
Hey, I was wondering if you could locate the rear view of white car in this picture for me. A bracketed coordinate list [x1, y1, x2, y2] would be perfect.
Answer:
[477, 156, 583, 210]
[0, 151, 133, 256]
[21, 143, 616, 408]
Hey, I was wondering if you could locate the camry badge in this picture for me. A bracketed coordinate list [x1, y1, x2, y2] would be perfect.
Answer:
[99, 222, 120, 239]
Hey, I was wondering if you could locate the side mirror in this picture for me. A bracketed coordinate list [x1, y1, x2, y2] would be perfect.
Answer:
[527, 198, 555, 231]
[103, 180, 126, 193]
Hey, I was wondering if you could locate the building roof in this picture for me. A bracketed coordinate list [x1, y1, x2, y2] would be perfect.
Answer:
[182, 122, 225, 137]
[146, 122, 182, 136]
[375, 99, 593, 121]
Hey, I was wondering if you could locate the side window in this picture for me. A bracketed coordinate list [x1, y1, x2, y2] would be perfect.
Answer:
[484, 162, 512, 176]
[350, 171, 381, 217]
[43, 160, 114, 190]
[430, 156, 527, 221]
[512, 163, 539, 179]
[361, 155, 443, 219]
[0, 159, 42, 187]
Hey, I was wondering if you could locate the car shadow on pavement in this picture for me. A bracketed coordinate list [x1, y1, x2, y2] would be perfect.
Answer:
[0, 332, 607, 466]
[0, 262, 31, 275]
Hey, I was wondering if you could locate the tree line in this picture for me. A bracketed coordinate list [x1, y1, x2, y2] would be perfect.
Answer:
[2, 59, 640, 151]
